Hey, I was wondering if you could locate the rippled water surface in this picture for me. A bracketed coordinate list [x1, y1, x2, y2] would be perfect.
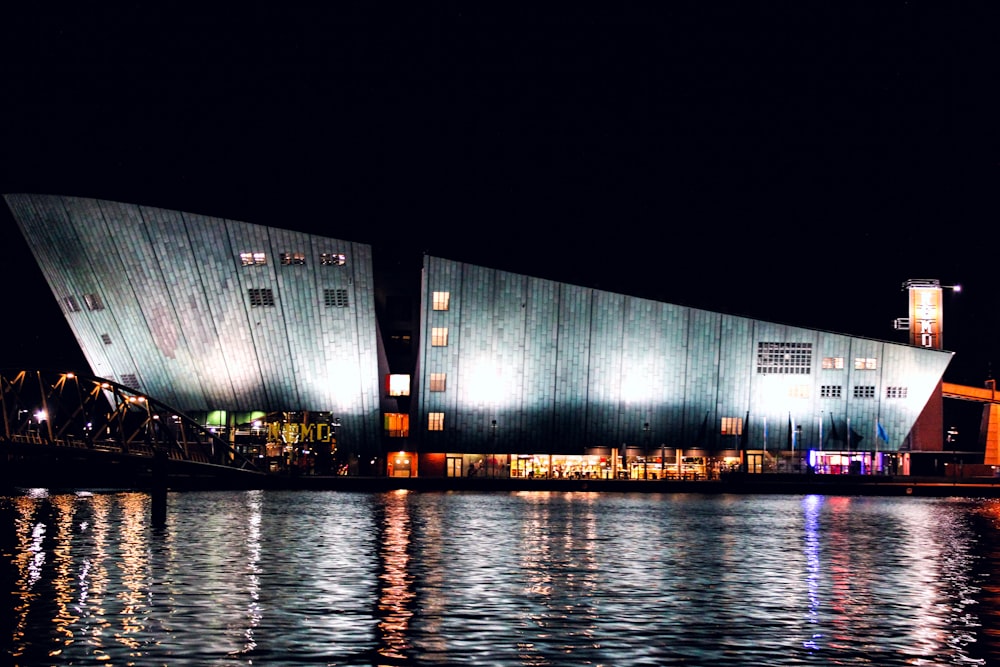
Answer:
[5, 489, 1000, 666]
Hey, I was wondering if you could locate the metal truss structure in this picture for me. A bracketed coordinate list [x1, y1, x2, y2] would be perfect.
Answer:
[0, 370, 260, 473]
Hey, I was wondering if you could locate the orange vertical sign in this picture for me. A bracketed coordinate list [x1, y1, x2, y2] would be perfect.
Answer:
[908, 286, 942, 349]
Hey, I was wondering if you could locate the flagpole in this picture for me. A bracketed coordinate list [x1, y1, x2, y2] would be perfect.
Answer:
[818, 413, 823, 451]
[847, 416, 852, 473]
[763, 417, 767, 455]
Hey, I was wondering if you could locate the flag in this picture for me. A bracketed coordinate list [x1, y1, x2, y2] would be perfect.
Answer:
[829, 414, 840, 443]
[786, 412, 793, 451]
[877, 421, 889, 444]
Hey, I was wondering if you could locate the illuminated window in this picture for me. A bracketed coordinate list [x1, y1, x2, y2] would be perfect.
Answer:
[280, 252, 306, 265]
[822, 357, 844, 370]
[320, 252, 346, 266]
[64, 296, 80, 313]
[431, 327, 449, 347]
[429, 373, 447, 392]
[720, 416, 743, 436]
[428, 412, 445, 431]
[853, 385, 876, 399]
[248, 288, 275, 307]
[324, 288, 349, 308]
[789, 384, 811, 399]
[433, 291, 450, 311]
[387, 374, 410, 397]
[384, 413, 410, 437]
[240, 252, 267, 266]
[756, 342, 812, 374]
[820, 385, 842, 398]
[83, 293, 104, 311]
[854, 358, 877, 370]
[886, 386, 908, 399]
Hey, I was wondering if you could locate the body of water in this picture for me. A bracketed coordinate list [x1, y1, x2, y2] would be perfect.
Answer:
[4, 488, 1000, 666]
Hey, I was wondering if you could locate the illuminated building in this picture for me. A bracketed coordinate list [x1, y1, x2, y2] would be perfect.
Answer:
[5, 194, 955, 477]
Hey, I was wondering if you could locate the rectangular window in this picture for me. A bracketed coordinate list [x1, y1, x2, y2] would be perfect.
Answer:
[324, 288, 349, 308]
[120, 373, 140, 390]
[428, 412, 445, 431]
[720, 416, 743, 436]
[240, 251, 267, 266]
[853, 385, 876, 399]
[280, 252, 306, 265]
[387, 374, 410, 397]
[384, 413, 410, 437]
[83, 293, 104, 311]
[64, 296, 81, 313]
[854, 357, 878, 370]
[429, 373, 447, 392]
[431, 327, 449, 347]
[432, 291, 450, 311]
[320, 252, 347, 266]
[248, 288, 275, 307]
[820, 385, 843, 399]
[101, 333, 112, 345]
[886, 386, 909, 399]
[756, 342, 813, 374]
[822, 357, 844, 370]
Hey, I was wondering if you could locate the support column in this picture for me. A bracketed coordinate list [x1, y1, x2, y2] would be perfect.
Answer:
[982, 403, 1000, 466]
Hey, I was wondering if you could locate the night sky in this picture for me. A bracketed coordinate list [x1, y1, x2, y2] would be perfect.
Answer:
[1, 4, 994, 438]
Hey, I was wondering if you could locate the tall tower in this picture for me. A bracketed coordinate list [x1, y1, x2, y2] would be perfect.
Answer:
[898, 279, 959, 451]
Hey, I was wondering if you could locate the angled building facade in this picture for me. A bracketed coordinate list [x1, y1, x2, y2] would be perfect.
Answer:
[413, 256, 953, 476]
[5, 194, 383, 459]
[6, 194, 954, 478]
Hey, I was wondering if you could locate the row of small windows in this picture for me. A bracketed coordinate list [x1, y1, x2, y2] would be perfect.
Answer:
[248, 288, 349, 308]
[240, 251, 347, 266]
[823, 357, 878, 370]
[820, 385, 907, 399]
[64, 294, 104, 312]
[755, 346, 880, 375]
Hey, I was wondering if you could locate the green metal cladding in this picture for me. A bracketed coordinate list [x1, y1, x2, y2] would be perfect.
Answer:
[5, 194, 382, 454]
[6, 195, 954, 459]
[415, 256, 953, 455]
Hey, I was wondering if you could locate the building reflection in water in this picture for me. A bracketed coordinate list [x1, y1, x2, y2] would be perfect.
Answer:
[801, 494, 823, 651]
[375, 489, 416, 662]
[5, 489, 1000, 665]
[7, 490, 152, 663]
[517, 491, 601, 663]
[232, 489, 263, 657]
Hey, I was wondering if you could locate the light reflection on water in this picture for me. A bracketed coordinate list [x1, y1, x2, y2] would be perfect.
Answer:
[3, 490, 1000, 665]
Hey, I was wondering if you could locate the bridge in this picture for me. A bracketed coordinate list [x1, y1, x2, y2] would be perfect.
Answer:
[0, 370, 266, 489]
[942, 381, 1000, 466]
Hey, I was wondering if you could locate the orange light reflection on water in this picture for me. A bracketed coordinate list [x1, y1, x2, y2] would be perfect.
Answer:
[377, 489, 415, 662]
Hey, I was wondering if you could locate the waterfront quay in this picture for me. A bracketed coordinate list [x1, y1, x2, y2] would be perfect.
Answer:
[248, 471, 1000, 498]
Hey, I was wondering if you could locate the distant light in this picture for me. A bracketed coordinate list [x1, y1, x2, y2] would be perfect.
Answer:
[65, 372, 75, 379]
[34, 410, 47, 423]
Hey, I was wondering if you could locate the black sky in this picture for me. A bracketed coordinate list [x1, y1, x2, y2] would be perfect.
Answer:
[0, 4, 995, 394]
